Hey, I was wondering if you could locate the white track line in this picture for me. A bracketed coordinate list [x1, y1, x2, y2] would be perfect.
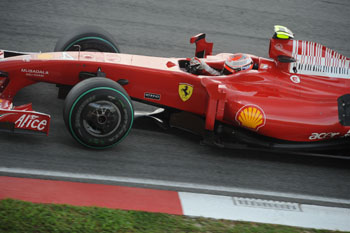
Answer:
[0, 167, 349, 207]
[179, 192, 350, 231]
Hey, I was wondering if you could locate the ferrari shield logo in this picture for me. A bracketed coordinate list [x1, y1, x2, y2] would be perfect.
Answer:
[178, 83, 193, 102]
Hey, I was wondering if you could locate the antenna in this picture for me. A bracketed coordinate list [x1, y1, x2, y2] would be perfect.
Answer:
[73, 44, 81, 60]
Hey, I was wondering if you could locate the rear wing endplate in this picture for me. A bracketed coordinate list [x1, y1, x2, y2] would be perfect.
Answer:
[273, 25, 294, 40]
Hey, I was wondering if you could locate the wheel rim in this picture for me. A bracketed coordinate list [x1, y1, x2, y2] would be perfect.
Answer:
[82, 100, 121, 137]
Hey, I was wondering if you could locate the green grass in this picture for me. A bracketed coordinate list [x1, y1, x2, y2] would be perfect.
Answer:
[0, 199, 345, 233]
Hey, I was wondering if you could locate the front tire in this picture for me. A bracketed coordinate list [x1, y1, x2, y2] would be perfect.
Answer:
[63, 78, 133, 149]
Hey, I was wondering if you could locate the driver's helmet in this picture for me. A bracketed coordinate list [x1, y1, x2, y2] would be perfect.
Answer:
[223, 53, 253, 75]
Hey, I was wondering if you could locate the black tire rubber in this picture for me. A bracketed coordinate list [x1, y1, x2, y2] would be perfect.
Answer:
[63, 77, 133, 149]
[54, 25, 120, 52]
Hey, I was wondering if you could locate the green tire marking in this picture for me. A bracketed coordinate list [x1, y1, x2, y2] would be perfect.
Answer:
[64, 37, 119, 52]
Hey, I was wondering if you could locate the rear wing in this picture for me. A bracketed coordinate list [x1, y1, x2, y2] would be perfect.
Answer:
[190, 33, 213, 58]
[269, 25, 350, 78]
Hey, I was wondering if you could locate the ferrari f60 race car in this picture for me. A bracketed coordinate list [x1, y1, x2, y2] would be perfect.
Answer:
[0, 25, 349, 151]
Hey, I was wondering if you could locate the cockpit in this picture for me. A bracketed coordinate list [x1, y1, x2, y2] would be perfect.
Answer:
[179, 33, 259, 76]
[179, 53, 259, 76]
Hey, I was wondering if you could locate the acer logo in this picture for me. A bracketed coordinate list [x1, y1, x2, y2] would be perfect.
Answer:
[309, 130, 350, 140]
[15, 114, 47, 131]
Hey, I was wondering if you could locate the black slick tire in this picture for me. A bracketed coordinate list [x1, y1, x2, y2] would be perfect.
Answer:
[63, 77, 133, 149]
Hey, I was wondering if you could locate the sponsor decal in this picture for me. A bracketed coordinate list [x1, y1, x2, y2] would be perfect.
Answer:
[21, 68, 49, 78]
[290, 75, 300, 84]
[144, 92, 161, 101]
[37, 53, 53, 60]
[290, 40, 350, 79]
[260, 64, 268, 70]
[178, 83, 193, 102]
[15, 114, 47, 131]
[62, 52, 74, 60]
[22, 55, 31, 63]
[275, 43, 283, 51]
[309, 130, 350, 140]
[235, 104, 266, 131]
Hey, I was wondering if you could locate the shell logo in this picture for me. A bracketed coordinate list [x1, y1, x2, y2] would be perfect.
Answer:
[235, 104, 266, 131]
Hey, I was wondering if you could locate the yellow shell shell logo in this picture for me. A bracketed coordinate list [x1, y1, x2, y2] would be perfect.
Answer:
[235, 105, 266, 131]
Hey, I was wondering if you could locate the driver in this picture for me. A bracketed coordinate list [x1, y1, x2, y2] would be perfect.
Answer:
[190, 53, 253, 76]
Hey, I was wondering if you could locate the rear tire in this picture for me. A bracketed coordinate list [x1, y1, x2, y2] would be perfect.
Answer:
[63, 78, 133, 149]
[54, 25, 120, 52]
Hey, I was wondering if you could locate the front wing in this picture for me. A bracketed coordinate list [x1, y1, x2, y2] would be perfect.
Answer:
[0, 100, 50, 135]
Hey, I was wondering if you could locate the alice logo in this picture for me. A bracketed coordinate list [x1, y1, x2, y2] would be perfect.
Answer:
[235, 105, 266, 131]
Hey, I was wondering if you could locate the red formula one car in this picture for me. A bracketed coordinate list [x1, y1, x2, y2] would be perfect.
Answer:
[0, 25, 349, 151]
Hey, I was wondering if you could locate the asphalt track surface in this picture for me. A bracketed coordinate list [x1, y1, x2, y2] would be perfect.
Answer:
[0, 0, 349, 205]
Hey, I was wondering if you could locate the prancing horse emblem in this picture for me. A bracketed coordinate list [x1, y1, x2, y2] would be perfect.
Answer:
[178, 83, 193, 102]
